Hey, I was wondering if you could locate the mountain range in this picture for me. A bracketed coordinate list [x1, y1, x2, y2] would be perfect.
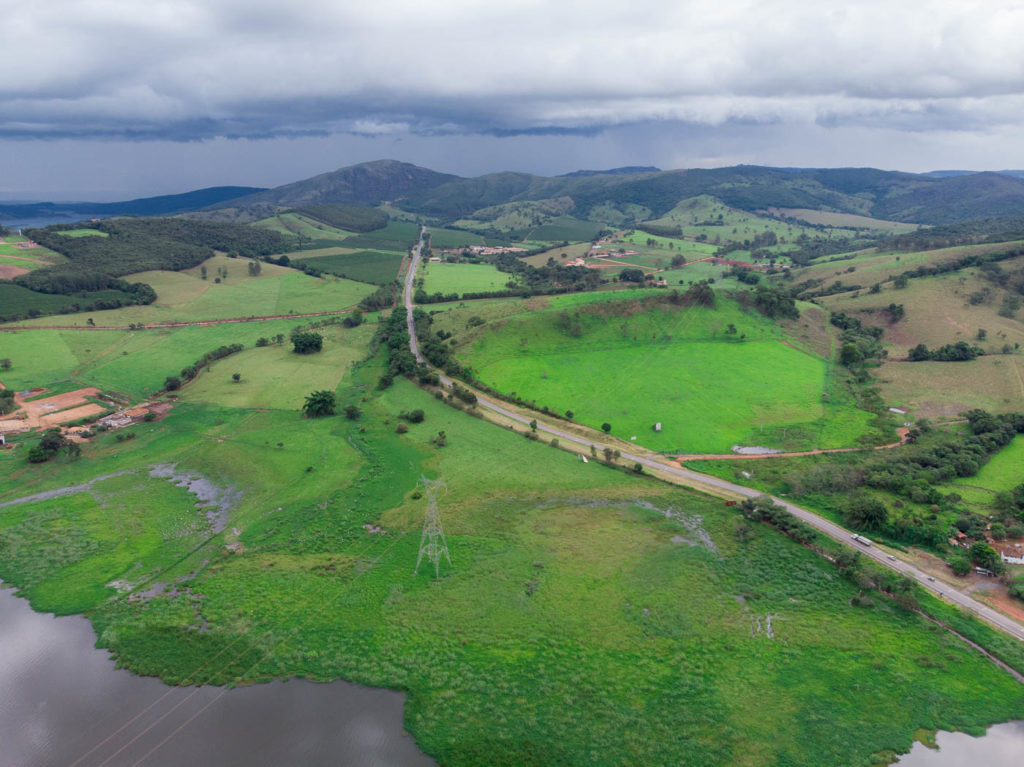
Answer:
[9, 161, 1024, 228]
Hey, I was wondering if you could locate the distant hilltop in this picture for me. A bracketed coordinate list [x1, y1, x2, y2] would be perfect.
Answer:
[558, 166, 661, 178]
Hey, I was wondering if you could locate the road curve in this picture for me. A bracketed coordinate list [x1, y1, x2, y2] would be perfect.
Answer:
[403, 229, 1024, 642]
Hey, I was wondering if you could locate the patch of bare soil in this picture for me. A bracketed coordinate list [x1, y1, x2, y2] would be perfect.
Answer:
[0, 264, 28, 279]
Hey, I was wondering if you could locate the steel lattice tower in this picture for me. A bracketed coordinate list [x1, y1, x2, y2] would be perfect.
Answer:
[415, 476, 451, 579]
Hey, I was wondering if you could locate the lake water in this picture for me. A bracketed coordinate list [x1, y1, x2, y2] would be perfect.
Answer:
[0, 585, 433, 767]
[895, 721, 1024, 765]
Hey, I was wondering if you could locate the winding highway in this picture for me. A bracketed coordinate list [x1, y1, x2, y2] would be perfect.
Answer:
[403, 228, 1024, 642]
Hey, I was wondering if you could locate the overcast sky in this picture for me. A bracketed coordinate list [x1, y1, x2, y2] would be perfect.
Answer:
[3, 0, 1024, 200]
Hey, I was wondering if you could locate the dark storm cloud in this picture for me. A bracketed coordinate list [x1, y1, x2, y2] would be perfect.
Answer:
[4, 0, 1024, 142]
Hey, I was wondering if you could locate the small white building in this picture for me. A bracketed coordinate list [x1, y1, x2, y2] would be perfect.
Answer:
[654, 422, 662, 432]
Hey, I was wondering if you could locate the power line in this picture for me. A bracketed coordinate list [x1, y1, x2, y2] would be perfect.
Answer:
[415, 476, 451, 579]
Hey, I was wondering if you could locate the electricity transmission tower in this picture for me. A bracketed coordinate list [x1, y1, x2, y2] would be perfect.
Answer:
[415, 476, 451, 579]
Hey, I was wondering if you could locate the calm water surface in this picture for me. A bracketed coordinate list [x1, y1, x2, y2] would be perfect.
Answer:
[0, 586, 434, 767]
[895, 721, 1024, 765]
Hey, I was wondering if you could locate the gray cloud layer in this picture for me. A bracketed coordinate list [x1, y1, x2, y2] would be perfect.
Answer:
[4, 0, 1024, 141]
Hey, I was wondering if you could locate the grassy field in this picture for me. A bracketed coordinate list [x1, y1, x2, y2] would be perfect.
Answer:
[821, 254, 1024, 357]
[342, 220, 420, 252]
[291, 249, 405, 285]
[767, 208, 918, 232]
[420, 262, 511, 295]
[518, 241, 592, 267]
[180, 324, 375, 410]
[525, 215, 604, 241]
[426, 228, 485, 250]
[643, 195, 846, 244]
[1, 367, 1022, 766]
[56, 228, 110, 238]
[877, 356, 1024, 420]
[253, 212, 352, 244]
[0, 319, 305, 399]
[11, 256, 373, 327]
[946, 436, 1024, 508]
[450, 293, 875, 453]
[0, 254, 49, 272]
[801, 242, 1024, 295]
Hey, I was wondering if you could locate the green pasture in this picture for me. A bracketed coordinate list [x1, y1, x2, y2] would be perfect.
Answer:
[0, 240, 65, 263]
[13, 258, 372, 327]
[768, 208, 918, 233]
[0, 255, 48, 272]
[0, 319, 309, 398]
[253, 212, 352, 243]
[0, 284, 136, 322]
[342, 220, 420, 252]
[180, 324, 374, 410]
[642, 195, 844, 244]
[451, 199, 577, 236]
[454, 296, 873, 452]
[946, 436, 1024, 508]
[294, 249, 404, 285]
[823, 255, 1024, 357]
[518, 241, 592, 267]
[56, 228, 109, 238]
[420, 262, 511, 295]
[619, 231, 720, 257]
[282, 245, 357, 259]
[877, 357, 1024, 421]
[525, 215, 604, 241]
[0, 374, 1021, 766]
[426, 228, 485, 249]
[802, 241, 1024, 294]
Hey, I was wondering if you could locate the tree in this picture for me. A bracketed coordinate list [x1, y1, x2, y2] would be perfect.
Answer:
[619, 268, 645, 283]
[26, 428, 67, 463]
[342, 309, 364, 328]
[840, 343, 864, 366]
[601, 422, 611, 433]
[970, 541, 1002, 571]
[256, 337, 269, 347]
[908, 343, 931, 361]
[232, 372, 241, 383]
[164, 375, 182, 391]
[950, 556, 972, 576]
[843, 495, 888, 531]
[200, 265, 207, 280]
[529, 419, 537, 432]
[0, 358, 10, 371]
[302, 390, 336, 418]
[292, 332, 324, 354]
[344, 404, 361, 420]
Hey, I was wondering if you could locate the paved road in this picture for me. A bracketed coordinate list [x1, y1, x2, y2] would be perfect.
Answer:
[403, 229, 1024, 642]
